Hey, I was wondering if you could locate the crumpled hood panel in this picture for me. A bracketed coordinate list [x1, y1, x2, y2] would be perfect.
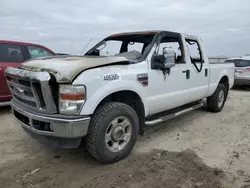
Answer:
[21, 56, 129, 83]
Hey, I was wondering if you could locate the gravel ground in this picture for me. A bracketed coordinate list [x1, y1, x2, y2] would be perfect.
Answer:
[0, 89, 250, 188]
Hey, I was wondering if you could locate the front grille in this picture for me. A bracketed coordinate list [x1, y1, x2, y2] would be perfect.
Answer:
[13, 110, 53, 132]
[5, 67, 57, 114]
[6, 76, 38, 107]
[32, 82, 46, 108]
[14, 110, 30, 125]
[14, 94, 37, 107]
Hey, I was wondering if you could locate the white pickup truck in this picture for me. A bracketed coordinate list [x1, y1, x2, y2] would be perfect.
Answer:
[5, 30, 234, 163]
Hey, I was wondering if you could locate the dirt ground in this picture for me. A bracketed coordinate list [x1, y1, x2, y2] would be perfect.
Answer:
[1, 89, 250, 188]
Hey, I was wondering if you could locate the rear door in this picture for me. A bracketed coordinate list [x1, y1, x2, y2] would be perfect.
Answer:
[0, 43, 24, 100]
[184, 37, 210, 101]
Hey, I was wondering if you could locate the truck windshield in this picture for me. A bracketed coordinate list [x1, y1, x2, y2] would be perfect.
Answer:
[85, 33, 156, 60]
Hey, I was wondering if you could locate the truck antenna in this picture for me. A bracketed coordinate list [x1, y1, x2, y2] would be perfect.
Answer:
[81, 38, 92, 55]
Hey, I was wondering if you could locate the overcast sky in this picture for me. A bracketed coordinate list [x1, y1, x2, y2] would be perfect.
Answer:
[1, 0, 250, 57]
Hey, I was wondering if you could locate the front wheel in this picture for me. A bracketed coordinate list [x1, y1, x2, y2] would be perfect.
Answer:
[207, 83, 227, 112]
[86, 102, 139, 163]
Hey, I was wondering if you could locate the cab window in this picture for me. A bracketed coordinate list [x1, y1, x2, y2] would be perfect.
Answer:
[185, 39, 203, 63]
[157, 36, 183, 64]
[0, 44, 24, 62]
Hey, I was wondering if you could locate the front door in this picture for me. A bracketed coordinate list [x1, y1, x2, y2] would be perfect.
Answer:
[0, 43, 24, 101]
[147, 34, 194, 115]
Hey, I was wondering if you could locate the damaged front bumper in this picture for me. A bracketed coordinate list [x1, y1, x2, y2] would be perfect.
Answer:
[12, 102, 90, 149]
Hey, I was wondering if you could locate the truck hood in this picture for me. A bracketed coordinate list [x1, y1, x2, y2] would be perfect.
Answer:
[21, 56, 129, 83]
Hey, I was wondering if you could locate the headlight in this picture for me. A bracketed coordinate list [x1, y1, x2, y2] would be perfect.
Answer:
[59, 85, 86, 115]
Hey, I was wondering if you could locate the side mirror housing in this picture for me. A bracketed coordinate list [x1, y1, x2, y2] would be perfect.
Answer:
[151, 54, 164, 69]
[162, 48, 176, 69]
[151, 48, 176, 70]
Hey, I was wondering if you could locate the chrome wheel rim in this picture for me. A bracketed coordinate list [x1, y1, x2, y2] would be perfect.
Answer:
[105, 116, 132, 152]
[217, 90, 224, 108]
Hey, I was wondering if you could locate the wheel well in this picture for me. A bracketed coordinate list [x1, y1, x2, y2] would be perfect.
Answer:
[219, 76, 229, 97]
[219, 76, 229, 86]
[96, 91, 145, 135]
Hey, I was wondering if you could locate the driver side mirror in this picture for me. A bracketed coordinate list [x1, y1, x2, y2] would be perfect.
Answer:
[151, 48, 176, 70]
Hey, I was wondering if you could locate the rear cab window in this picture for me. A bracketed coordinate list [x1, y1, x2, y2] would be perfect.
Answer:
[0, 43, 24, 62]
[27, 46, 53, 58]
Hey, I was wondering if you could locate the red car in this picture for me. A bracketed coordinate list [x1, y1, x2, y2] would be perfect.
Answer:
[0, 40, 56, 106]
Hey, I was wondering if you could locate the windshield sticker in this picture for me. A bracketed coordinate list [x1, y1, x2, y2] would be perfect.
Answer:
[103, 73, 120, 81]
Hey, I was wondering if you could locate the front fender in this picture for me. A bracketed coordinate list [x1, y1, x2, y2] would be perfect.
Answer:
[79, 80, 149, 116]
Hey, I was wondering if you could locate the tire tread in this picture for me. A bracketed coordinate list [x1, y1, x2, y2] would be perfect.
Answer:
[86, 102, 138, 163]
[207, 83, 227, 113]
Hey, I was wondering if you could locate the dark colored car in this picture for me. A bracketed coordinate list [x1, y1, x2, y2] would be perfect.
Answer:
[0, 40, 56, 106]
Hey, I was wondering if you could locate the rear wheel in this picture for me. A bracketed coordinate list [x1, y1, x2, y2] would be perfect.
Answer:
[207, 83, 227, 112]
[86, 102, 139, 163]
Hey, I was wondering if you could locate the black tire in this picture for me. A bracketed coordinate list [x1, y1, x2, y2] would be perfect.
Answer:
[86, 102, 139, 163]
[207, 83, 227, 112]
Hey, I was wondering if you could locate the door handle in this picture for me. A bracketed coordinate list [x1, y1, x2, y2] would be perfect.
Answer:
[205, 68, 208, 77]
[182, 70, 190, 79]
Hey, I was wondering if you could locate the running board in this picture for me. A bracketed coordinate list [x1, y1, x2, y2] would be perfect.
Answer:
[145, 103, 203, 126]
